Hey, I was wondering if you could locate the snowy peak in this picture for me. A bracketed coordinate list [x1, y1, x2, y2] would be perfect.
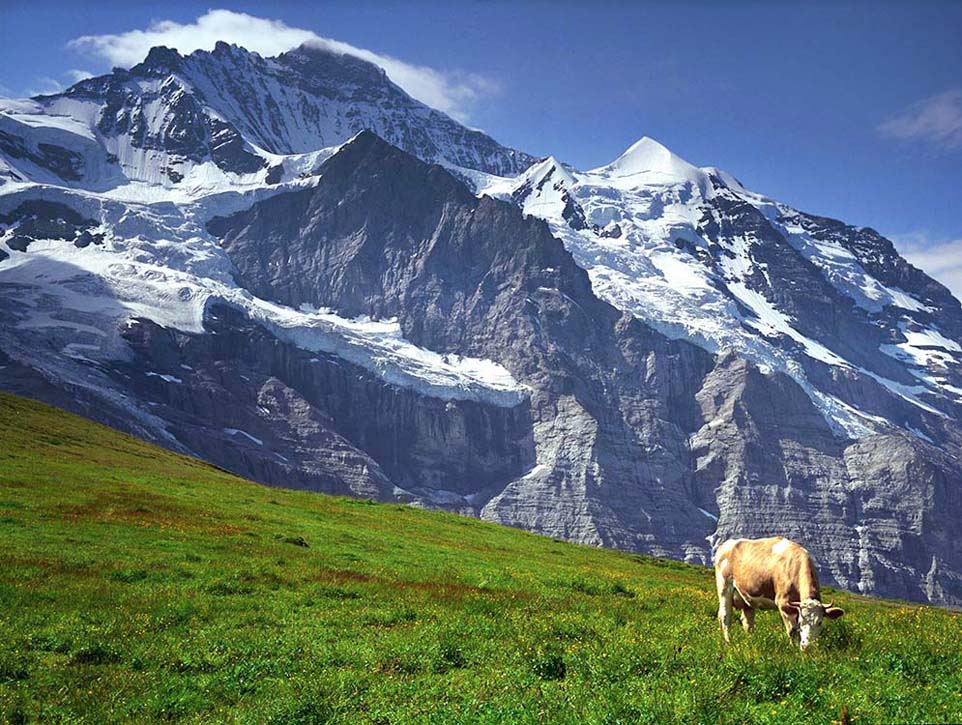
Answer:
[701, 166, 745, 192]
[591, 136, 706, 187]
[524, 156, 577, 189]
[279, 40, 390, 86]
[512, 155, 586, 229]
[490, 131, 962, 440]
[130, 45, 186, 77]
[2, 43, 536, 192]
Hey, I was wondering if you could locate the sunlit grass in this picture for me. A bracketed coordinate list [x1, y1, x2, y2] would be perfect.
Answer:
[1, 392, 960, 723]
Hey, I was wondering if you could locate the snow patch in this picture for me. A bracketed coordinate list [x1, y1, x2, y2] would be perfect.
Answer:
[519, 464, 548, 481]
[249, 301, 526, 407]
[224, 428, 263, 446]
[145, 371, 183, 384]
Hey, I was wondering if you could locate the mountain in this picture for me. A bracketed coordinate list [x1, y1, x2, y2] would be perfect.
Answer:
[0, 41, 535, 193]
[490, 138, 962, 436]
[1, 43, 961, 606]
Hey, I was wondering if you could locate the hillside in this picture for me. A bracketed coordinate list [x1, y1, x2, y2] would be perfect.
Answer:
[0, 392, 960, 723]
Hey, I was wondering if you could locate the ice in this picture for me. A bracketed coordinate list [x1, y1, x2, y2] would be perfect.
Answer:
[4, 83, 960, 443]
[245, 299, 527, 406]
[519, 464, 548, 480]
[487, 135, 961, 433]
[768, 205, 930, 314]
[0, 182, 526, 409]
[881, 322, 962, 369]
[589, 136, 709, 193]
[146, 372, 183, 384]
[1, 102, 97, 140]
[223, 428, 263, 445]
[902, 327, 961, 352]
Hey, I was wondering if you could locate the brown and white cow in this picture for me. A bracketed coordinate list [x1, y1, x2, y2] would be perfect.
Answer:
[714, 536, 844, 651]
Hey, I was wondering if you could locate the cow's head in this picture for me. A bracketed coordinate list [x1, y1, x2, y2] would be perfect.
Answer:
[786, 598, 844, 650]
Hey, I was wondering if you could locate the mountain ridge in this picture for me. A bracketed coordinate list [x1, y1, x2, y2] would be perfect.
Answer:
[5, 41, 536, 192]
[2, 43, 961, 606]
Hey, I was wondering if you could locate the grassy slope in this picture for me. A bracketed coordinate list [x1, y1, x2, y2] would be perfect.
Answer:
[0, 392, 960, 724]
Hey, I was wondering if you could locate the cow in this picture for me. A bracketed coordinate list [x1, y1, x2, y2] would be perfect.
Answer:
[714, 536, 844, 651]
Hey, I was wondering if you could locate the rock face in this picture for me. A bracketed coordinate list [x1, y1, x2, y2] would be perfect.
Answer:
[506, 142, 962, 444]
[208, 132, 719, 554]
[2, 45, 962, 606]
[0, 201, 103, 251]
[690, 352, 962, 602]
[205, 134, 962, 602]
[119, 304, 534, 500]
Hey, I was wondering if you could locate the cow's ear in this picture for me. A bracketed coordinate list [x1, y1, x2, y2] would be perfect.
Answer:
[780, 603, 799, 617]
[824, 606, 844, 619]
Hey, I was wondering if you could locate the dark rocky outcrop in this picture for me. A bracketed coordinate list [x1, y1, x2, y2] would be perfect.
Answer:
[0, 200, 102, 252]
[117, 303, 535, 503]
[0, 129, 84, 182]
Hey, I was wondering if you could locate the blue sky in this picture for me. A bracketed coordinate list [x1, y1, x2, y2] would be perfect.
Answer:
[2, 1, 960, 288]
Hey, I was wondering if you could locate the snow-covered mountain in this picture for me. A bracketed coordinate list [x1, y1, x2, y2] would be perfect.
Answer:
[2, 43, 961, 606]
[0, 41, 534, 196]
[476, 137, 962, 442]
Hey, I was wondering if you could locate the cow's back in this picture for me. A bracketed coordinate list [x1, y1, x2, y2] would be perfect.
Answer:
[716, 537, 815, 605]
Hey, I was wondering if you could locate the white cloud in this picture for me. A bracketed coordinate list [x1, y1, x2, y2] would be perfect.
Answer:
[299, 38, 499, 123]
[66, 69, 94, 84]
[21, 70, 95, 98]
[25, 77, 64, 97]
[892, 232, 962, 301]
[878, 89, 962, 151]
[67, 9, 496, 121]
[68, 10, 315, 67]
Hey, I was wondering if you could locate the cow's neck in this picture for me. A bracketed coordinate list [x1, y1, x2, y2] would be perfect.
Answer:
[795, 557, 821, 601]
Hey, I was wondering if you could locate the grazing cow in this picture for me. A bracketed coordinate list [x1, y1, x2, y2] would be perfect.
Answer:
[714, 536, 844, 651]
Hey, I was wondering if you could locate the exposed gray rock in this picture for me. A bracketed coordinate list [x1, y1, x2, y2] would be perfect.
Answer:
[0, 201, 102, 252]
[691, 351, 962, 603]
[111, 303, 534, 503]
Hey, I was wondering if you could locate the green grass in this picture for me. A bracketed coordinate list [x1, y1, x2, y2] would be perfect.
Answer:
[0, 392, 960, 724]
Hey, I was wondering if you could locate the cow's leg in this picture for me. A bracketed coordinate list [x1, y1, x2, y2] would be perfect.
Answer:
[780, 613, 799, 643]
[715, 565, 734, 643]
[740, 606, 755, 633]
[778, 599, 799, 645]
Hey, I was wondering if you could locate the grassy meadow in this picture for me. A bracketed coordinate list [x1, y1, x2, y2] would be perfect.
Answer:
[0, 391, 960, 723]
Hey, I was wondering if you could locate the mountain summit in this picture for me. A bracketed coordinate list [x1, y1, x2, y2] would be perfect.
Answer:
[2, 43, 961, 606]
[1, 42, 535, 192]
[592, 136, 706, 184]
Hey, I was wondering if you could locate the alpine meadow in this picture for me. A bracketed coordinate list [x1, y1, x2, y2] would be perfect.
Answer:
[2, 393, 962, 723]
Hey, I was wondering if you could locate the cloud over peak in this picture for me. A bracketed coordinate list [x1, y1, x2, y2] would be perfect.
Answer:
[67, 9, 495, 121]
[878, 89, 962, 151]
[893, 232, 962, 301]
